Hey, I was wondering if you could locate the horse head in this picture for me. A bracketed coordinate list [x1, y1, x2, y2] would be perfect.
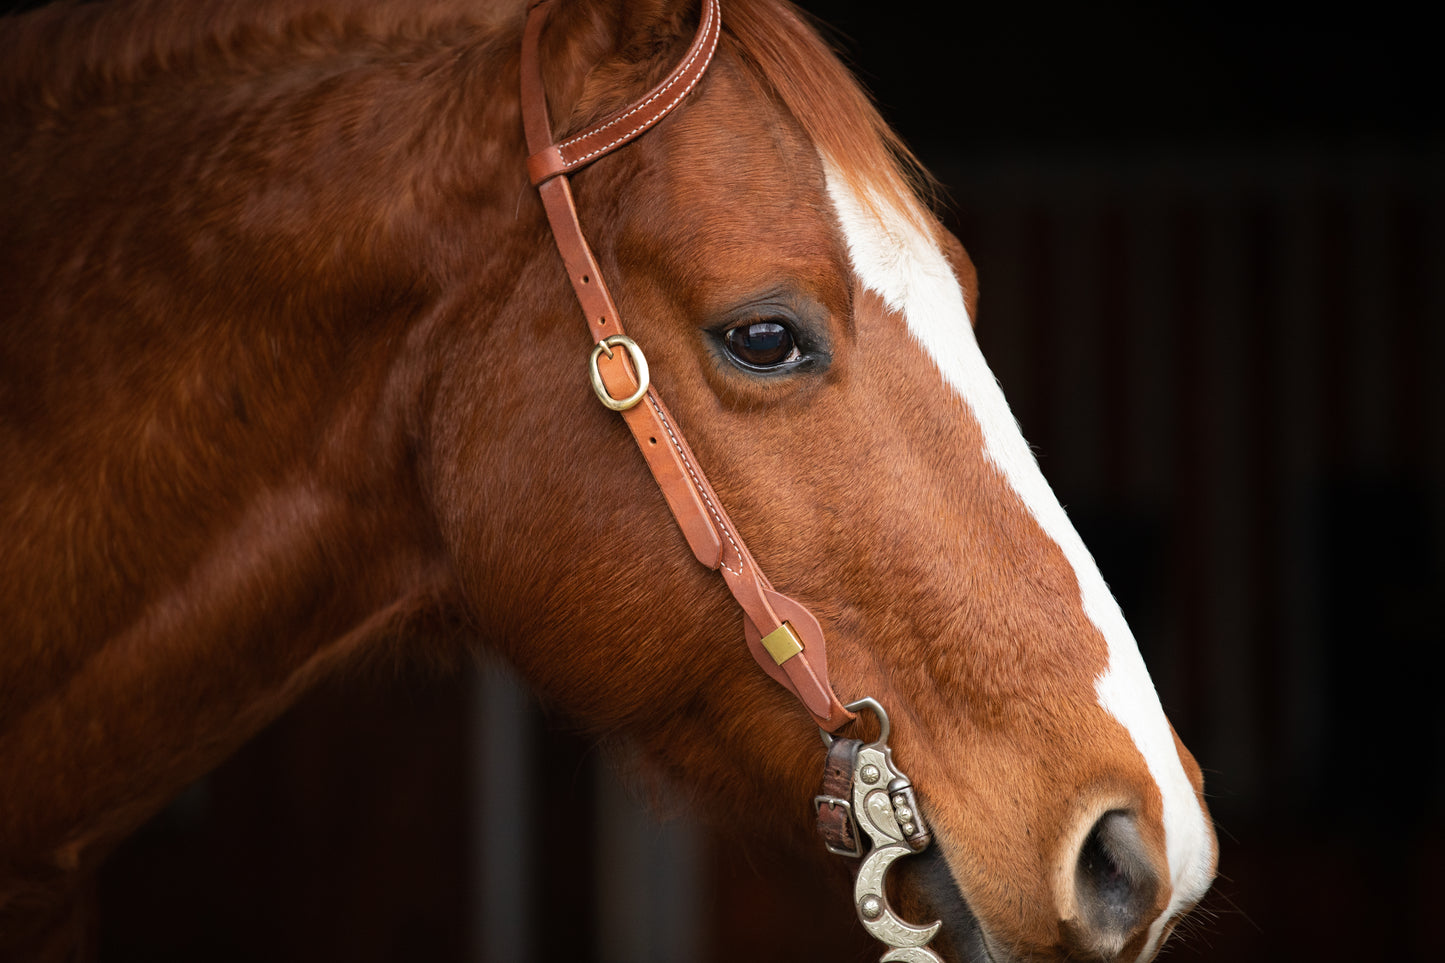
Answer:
[431, 0, 1217, 959]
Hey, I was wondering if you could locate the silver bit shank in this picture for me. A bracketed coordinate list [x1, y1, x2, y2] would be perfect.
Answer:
[842, 698, 944, 963]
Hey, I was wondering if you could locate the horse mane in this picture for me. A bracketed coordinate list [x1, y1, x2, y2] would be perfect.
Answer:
[1, 0, 929, 206]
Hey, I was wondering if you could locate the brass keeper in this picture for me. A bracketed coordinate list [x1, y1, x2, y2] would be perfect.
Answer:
[761, 621, 804, 666]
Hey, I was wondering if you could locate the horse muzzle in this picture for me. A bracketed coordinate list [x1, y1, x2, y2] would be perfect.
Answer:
[817, 697, 1176, 963]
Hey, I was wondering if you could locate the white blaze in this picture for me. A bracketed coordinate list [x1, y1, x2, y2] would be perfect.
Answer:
[823, 161, 1213, 957]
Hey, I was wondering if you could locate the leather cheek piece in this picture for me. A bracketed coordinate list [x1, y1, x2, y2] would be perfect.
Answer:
[520, 0, 854, 734]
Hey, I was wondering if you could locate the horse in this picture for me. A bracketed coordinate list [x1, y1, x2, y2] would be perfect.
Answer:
[0, 0, 1217, 960]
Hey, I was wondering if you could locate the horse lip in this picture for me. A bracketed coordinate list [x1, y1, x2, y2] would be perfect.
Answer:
[902, 844, 1006, 963]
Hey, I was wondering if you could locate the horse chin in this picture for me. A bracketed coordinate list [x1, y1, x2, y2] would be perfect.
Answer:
[891, 846, 1003, 963]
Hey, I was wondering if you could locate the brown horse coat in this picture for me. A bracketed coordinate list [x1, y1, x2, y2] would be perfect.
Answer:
[0, 2, 1215, 960]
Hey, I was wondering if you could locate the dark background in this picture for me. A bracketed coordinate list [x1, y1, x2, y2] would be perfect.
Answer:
[7, 0, 1441, 960]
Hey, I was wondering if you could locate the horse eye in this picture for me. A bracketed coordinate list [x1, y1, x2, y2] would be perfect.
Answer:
[722, 321, 798, 369]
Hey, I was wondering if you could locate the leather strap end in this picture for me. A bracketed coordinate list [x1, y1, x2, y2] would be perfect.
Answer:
[780, 651, 851, 730]
[813, 689, 856, 733]
[743, 594, 855, 732]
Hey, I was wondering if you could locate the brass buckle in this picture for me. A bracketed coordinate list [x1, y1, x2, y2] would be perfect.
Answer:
[588, 335, 649, 411]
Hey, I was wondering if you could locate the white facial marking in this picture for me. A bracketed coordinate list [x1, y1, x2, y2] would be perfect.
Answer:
[823, 160, 1213, 957]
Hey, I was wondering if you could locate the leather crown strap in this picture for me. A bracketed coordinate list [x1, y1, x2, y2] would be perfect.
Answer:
[520, 0, 853, 732]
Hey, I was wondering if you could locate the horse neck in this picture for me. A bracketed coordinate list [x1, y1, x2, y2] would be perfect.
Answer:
[0, 0, 534, 891]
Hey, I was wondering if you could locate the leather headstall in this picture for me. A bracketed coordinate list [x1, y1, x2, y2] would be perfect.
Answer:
[520, 6, 948, 959]
[519, 0, 853, 733]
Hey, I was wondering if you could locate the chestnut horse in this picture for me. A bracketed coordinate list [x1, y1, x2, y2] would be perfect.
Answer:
[0, 0, 1216, 960]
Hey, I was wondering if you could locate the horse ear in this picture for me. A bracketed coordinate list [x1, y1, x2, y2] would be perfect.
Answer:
[538, 0, 703, 140]
[939, 228, 980, 328]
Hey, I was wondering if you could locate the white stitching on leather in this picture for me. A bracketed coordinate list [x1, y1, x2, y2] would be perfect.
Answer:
[555, 0, 718, 169]
[646, 394, 742, 575]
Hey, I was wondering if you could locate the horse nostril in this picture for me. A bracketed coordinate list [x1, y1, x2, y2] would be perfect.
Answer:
[1073, 810, 1159, 945]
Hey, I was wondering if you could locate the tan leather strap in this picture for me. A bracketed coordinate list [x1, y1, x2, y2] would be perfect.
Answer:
[520, 0, 852, 731]
[524, 0, 720, 187]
